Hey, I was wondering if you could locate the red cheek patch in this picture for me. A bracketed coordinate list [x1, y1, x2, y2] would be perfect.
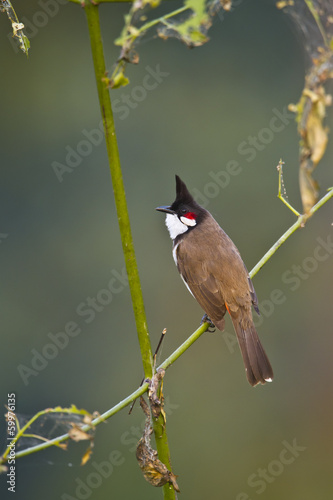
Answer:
[180, 213, 197, 227]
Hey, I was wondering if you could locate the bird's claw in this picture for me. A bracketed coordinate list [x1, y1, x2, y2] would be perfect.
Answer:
[201, 314, 216, 332]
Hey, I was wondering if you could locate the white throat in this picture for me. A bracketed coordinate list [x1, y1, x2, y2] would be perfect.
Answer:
[165, 213, 189, 240]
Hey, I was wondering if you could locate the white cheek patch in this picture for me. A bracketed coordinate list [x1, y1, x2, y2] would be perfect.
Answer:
[165, 213, 189, 240]
[180, 216, 197, 227]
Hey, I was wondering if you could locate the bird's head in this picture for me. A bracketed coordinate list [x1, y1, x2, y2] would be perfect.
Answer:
[156, 175, 205, 240]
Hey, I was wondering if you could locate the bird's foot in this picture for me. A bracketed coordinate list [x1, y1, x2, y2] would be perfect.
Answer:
[201, 314, 216, 332]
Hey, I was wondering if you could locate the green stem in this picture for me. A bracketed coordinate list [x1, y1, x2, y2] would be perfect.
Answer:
[84, 1, 153, 379]
[119, 5, 190, 44]
[84, 5, 178, 496]
[152, 418, 177, 499]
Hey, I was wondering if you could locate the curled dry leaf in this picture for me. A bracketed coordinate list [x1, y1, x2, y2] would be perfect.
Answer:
[81, 446, 93, 466]
[68, 424, 93, 442]
[148, 368, 165, 419]
[296, 74, 332, 212]
[136, 397, 180, 492]
[220, 0, 232, 11]
[83, 412, 99, 425]
[68, 421, 95, 466]
[297, 83, 331, 212]
[302, 86, 330, 165]
[136, 439, 180, 491]
[280, 0, 333, 213]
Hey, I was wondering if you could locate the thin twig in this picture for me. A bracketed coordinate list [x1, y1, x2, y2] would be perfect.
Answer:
[250, 186, 333, 278]
[277, 159, 301, 217]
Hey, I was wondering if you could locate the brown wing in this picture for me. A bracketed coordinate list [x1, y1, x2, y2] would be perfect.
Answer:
[178, 255, 227, 328]
[175, 216, 253, 329]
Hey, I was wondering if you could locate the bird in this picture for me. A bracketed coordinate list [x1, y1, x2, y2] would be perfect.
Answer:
[156, 175, 273, 386]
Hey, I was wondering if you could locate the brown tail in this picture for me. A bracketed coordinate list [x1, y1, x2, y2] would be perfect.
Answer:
[231, 314, 273, 386]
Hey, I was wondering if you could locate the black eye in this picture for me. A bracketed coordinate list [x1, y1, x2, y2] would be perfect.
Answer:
[180, 208, 187, 214]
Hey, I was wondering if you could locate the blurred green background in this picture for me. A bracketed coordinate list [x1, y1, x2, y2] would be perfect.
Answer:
[1, 0, 332, 499]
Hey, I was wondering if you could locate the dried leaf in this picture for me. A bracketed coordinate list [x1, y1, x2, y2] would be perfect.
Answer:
[68, 424, 92, 442]
[57, 442, 68, 451]
[276, 0, 294, 9]
[220, 0, 233, 11]
[136, 397, 180, 492]
[302, 86, 329, 164]
[81, 446, 93, 466]
[295, 79, 332, 212]
[299, 159, 320, 213]
[83, 412, 99, 425]
[280, 1, 333, 213]
[136, 439, 180, 491]
[148, 368, 165, 419]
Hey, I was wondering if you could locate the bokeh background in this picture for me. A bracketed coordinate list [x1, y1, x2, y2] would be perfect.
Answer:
[1, 0, 332, 499]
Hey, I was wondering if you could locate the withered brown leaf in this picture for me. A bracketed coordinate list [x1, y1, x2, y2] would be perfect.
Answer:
[148, 368, 165, 420]
[136, 397, 180, 492]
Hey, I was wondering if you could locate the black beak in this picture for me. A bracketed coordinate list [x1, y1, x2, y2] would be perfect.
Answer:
[156, 205, 175, 214]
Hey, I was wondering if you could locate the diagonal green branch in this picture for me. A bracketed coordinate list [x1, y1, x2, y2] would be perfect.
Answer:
[84, 1, 153, 380]
[8, 382, 149, 460]
[250, 187, 333, 278]
[2, 187, 332, 470]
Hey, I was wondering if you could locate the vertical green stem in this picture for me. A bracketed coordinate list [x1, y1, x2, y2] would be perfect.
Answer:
[153, 413, 177, 499]
[83, 4, 176, 498]
[83, 2, 153, 379]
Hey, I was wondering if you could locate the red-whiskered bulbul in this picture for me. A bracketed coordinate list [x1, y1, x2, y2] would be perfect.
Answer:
[156, 175, 273, 386]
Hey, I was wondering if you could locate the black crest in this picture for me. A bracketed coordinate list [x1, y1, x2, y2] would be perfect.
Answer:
[174, 175, 194, 205]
